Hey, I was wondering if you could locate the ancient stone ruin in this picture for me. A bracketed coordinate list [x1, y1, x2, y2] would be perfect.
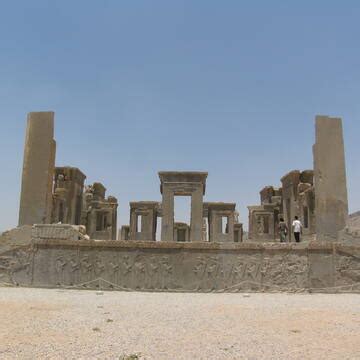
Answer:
[18, 112, 118, 241]
[0, 112, 359, 292]
[248, 170, 316, 242]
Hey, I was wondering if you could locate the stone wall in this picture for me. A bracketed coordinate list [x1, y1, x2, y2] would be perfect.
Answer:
[1, 239, 360, 293]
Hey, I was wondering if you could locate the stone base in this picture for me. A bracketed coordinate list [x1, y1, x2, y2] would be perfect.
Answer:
[1, 237, 360, 293]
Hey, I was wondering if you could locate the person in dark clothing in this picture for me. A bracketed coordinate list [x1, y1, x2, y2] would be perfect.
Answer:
[278, 218, 288, 243]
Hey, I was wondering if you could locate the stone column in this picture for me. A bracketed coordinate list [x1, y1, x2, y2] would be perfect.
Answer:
[87, 210, 97, 239]
[129, 208, 137, 240]
[228, 214, 235, 241]
[120, 225, 130, 240]
[19, 112, 56, 226]
[269, 213, 275, 238]
[141, 211, 152, 240]
[190, 187, 203, 242]
[161, 188, 174, 241]
[314, 115, 348, 241]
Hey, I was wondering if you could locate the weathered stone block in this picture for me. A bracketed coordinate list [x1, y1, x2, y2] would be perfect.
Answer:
[309, 251, 334, 289]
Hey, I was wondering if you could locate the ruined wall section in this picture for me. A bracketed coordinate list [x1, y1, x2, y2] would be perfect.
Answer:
[314, 116, 348, 241]
[1, 238, 360, 292]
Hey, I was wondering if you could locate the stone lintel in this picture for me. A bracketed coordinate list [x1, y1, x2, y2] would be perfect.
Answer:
[159, 171, 208, 194]
[204, 202, 236, 211]
[174, 222, 189, 228]
[55, 166, 87, 183]
[130, 201, 159, 210]
[248, 204, 276, 212]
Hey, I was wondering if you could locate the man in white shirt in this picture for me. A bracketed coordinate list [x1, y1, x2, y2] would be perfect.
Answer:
[292, 216, 302, 243]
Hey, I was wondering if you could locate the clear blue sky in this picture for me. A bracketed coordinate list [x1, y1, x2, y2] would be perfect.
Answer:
[1, 1, 359, 232]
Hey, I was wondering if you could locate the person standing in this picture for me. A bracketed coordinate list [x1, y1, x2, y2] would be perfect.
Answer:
[292, 216, 302, 243]
[278, 218, 288, 243]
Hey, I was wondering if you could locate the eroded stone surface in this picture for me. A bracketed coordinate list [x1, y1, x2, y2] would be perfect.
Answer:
[1, 236, 359, 292]
[19, 112, 56, 226]
[314, 116, 348, 241]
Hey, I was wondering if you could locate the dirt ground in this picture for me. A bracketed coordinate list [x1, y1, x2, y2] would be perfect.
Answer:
[0, 287, 359, 359]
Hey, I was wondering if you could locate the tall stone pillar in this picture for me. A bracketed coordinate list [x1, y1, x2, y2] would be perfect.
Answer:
[161, 188, 174, 241]
[19, 112, 56, 226]
[314, 115, 348, 241]
[190, 187, 203, 242]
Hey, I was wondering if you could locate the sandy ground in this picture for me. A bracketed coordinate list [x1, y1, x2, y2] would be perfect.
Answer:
[0, 288, 359, 360]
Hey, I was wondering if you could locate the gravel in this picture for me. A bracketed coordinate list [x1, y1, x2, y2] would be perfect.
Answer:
[0, 288, 359, 359]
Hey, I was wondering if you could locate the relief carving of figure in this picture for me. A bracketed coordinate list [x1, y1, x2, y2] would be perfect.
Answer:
[193, 256, 208, 290]
[80, 255, 93, 285]
[214, 262, 227, 291]
[193, 256, 207, 278]
[55, 256, 67, 273]
[261, 256, 284, 286]
[122, 255, 133, 276]
[119, 255, 133, 288]
[228, 258, 246, 287]
[106, 255, 120, 286]
[109, 259, 120, 274]
[69, 255, 80, 273]
[67, 254, 80, 286]
[55, 256, 67, 285]
[205, 256, 221, 291]
[80, 255, 93, 273]
[245, 261, 260, 282]
[134, 255, 146, 289]
[147, 256, 160, 289]
[94, 255, 105, 276]
[160, 256, 174, 290]
[287, 258, 308, 288]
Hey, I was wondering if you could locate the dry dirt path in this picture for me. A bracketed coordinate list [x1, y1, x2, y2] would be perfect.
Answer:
[0, 288, 359, 359]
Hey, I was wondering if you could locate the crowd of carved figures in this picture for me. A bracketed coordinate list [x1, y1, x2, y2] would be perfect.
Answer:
[44, 250, 310, 291]
[1, 245, 360, 291]
[50, 252, 265, 291]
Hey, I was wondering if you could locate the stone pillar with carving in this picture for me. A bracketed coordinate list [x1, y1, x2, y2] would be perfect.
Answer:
[19, 112, 56, 226]
[314, 115, 348, 241]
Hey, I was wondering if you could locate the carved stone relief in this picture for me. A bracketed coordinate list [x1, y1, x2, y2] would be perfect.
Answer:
[2, 241, 360, 293]
[335, 251, 360, 290]
[261, 252, 308, 290]
[0, 248, 32, 285]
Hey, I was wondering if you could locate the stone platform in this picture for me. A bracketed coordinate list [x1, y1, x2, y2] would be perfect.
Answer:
[1, 239, 360, 293]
